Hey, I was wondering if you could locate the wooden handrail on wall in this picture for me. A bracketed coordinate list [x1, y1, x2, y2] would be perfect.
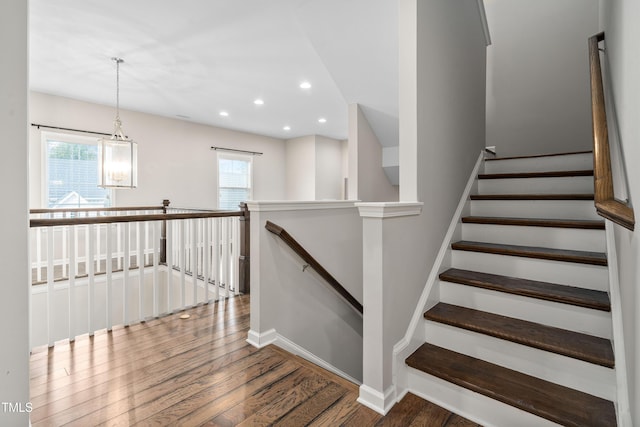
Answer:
[265, 220, 363, 314]
[589, 32, 635, 231]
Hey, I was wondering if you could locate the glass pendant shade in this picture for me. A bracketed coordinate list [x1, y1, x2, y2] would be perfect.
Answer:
[98, 57, 138, 189]
[98, 136, 138, 188]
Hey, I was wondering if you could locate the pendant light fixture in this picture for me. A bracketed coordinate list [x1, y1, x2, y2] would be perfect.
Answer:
[98, 57, 138, 188]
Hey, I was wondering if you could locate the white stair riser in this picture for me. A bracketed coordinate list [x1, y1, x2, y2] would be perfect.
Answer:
[471, 200, 600, 220]
[461, 223, 606, 252]
[439, 281, 612, 339]
[451, 250, 609, 291]
[407, 368, 563, 427]
[478, 176, 593, 195]
[483, 153, 592, 174]
[423, 321, 617, 401]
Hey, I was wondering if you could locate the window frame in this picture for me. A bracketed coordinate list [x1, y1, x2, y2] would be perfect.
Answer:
[41, 131, 115, 208]
[216, 152, 253, 210]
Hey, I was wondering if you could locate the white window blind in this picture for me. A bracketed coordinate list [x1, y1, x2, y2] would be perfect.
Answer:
[218, 154, 252, 210]
[44, 133, 112, 208]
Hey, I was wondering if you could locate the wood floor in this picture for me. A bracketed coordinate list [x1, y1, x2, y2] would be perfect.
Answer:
[30, 294, 479, 426]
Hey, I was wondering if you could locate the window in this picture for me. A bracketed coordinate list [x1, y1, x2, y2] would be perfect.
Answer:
[218, 153, 252, 210]
[44, 133, 112, 208]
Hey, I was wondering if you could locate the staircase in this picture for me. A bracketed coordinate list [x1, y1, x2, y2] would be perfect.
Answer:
[405, 151, 618, 426]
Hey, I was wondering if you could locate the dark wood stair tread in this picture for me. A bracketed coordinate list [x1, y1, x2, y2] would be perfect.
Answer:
[406, 343, 616, 427]
[470, 193, 594, 200]
[478, 169, 593, 179]
[451, 240, 607, 266]
[439, 268, 610, 311]
[484, 150, 593, 162]
[425, 303, 614, 367]
[462, 216, 605, 229]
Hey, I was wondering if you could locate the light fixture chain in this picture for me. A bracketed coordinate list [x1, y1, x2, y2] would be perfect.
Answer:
[116, 58, 120, 120]
[111, 57, 126, 140]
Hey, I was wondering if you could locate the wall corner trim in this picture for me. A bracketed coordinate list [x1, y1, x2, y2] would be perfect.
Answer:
[477, 0, 492, 46]
[357, 384, 397, 415]
[246, 329, 277, 348]
[356, 202, 423, 218]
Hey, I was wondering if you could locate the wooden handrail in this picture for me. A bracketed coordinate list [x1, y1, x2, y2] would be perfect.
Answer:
[30, 205, 164, 214]
[589, 32, 635, 231]
[30, 210, 243, 228]
[265, 220, 363, 314]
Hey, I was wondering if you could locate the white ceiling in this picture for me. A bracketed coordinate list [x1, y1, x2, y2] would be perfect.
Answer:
[29, 0, 399, 146]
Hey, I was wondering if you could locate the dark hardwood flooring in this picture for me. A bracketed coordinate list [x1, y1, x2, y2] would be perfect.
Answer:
[30, 294, 477, 426]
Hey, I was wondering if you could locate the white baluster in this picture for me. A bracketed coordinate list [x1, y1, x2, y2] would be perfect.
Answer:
[106, 223, 113, 331]
[96, 224, 102, 274]
[68, 226, 76, 342]
[88, 224, 95, 336]
[204, 218, 211, 303]
[222, 218, 229, 299]
[36, 228, 42, 282]
[180, 220, 186, 310]
[117, 223, 122, 270]
[166, 220, 174, 313]
[138, 222, 145, 321]
[47, 226, 54, 347]
[212, 218, 220, 301]
[61, 226, 67, 278]
[191, 218, 198, 306]
[233, 217, 240, 295]
[153, 221, 159, 318]
[123, 222, 130, 326]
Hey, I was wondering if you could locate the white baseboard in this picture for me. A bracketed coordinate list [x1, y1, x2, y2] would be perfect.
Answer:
[246, 328, 277, 348]
[357, 384, 396, 415]
[246, 328, 360, 385]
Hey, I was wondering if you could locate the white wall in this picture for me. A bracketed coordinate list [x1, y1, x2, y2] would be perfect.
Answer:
[285, 135, 345, 200]
[600, 0, 640, 424]
[349, 104, 398, 202]
[402, 0, 486, 339]
[485, 0, 599, 157]
[315, 136, 344, 200]
[285, 136, 316, 200]
[0, 1, 30, 425]
[30, 92, 287, 209]
[248, 202, 363, 381]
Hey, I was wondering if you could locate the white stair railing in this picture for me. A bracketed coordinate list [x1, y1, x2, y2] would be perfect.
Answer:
[29, 202, 248, 350]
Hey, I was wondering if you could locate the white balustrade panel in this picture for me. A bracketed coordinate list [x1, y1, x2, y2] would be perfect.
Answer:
[29, 215, 241, 350]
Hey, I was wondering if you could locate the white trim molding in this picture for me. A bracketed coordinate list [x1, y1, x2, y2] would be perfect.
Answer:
[393, 151, 484, 398]
[247, 328, 360, 385]
[357, 384, 397, 415]
[604, 222, 632, 427]
[476, 0, 492, 46]
[246, 200, 358, 212]
[356, 202, 423, 218]
[246, 328, 277, 348]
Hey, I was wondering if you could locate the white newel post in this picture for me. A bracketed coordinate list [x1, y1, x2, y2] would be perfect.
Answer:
[356, 202, 423, 415]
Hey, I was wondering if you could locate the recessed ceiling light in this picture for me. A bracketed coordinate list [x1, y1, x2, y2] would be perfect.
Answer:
[299, 81, 311, 89]
[254, 99, 264, 105]
[283, 126, 291, 131]
[318, 117, 327, 123]
[219, 111, 229, 117]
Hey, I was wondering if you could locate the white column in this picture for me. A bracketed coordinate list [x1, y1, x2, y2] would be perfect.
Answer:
[356, 202, 422, 415]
